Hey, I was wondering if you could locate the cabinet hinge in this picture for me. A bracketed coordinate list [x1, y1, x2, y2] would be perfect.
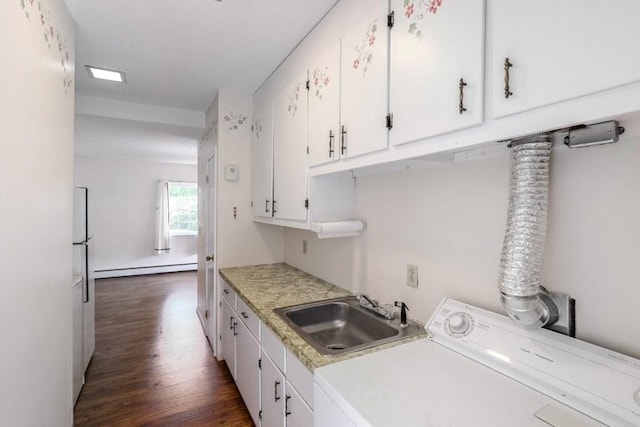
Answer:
[258, 358, 262, 369]
[306, 79, 310, 90]
[259, 410, 262, 420]
[205, 310, 209, 319]
[387, 11, 395, 28]
[386, 113, 394, 130]
[304, 199, 309, 209]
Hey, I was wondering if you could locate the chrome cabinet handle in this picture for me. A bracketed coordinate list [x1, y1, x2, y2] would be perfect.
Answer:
[265, 199, 270, 213]
[504, 57, 513, 99]
[233, 321, 238, 336]
[458, 78, 467, 114]
[241, 312, 249, 319]
[223, 289, 229, 294]
[229, 316, 234, 330]
[340, 125, 347, 156]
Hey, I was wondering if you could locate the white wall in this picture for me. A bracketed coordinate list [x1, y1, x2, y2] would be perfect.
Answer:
[0, 0, 75, 424]
[74, 157, 198, 277]
[214, 89, 285, 269]
[285, 121, 640, 359]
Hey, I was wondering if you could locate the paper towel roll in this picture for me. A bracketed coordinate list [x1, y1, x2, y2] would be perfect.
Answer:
[310, 220, 366, 239]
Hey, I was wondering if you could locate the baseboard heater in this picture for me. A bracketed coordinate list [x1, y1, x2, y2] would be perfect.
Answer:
[95, 263, 197, 279]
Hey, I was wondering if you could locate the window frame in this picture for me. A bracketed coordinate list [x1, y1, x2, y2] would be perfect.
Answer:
[167, 181, 198, 237]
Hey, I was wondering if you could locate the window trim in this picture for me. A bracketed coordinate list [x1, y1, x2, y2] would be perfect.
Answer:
[167, 181, 198, 237]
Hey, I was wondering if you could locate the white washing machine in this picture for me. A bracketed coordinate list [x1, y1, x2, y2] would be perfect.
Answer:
[314, 298, 640, 426]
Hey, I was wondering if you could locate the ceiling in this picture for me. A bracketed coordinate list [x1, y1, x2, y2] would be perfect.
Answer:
[66, 0, 339, 164]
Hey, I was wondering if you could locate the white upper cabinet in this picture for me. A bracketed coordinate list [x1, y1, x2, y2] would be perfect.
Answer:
[252, 103, 274, 218]
[491, 0, 640, 118]
[389, 0, 485, 146]
[308, 42, 342, 167]
[339, 0, 390, 159]
[273, 71, 309, 222]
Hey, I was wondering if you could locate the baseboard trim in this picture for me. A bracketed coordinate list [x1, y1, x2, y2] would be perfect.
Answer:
[95, 263, 197, 279]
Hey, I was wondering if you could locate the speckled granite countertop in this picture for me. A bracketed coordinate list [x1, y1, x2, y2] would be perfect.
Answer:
[219, 263, 425, 372]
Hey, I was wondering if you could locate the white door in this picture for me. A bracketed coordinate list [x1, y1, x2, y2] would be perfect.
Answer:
[286, 382, 314, 427]
[83, 241, 95, 371]
[272, 72, 309, 221]
[261, 350, 286, 427]
[308, 42, 342, 167]
[389, 0, 485, 145]
[491, 0, 640, 118]
[235, 320, 261, 425]
[252, 103, 274, 218]
[340, 0, 389, 158]
[221, 298, 236, 378]
[205, 153, 217, 352]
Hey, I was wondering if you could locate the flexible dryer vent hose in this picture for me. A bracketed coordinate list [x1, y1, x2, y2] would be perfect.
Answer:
[498, 133, 557, 328]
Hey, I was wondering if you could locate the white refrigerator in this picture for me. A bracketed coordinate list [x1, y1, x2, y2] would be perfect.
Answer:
[72, 187, 95, 403]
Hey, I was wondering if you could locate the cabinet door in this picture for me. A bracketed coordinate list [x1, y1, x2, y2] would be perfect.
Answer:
[273, 71, 308, 221]
[340, 0, 389, 158]
[236, 320, 261, 425]
[285, 382, 314, 427]
[252, 102, 274, 218]
[492, 0, 640, 118]
[221, 298, 236, 379]
[261, 350, 286, 427]
[308, 42, 342, 167]
[389, 0, 484, 146]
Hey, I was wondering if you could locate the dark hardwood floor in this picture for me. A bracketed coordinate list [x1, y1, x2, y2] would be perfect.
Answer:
[74, 272, 253, 426]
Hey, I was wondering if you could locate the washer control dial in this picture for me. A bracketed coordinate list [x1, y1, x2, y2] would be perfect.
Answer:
[445, 312, 474, 336]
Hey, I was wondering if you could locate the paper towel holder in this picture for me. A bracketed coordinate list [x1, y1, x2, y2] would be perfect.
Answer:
[310, 220, 366, 239]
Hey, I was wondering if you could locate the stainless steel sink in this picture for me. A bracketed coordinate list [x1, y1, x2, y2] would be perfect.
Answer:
[273, 297, 424, 357]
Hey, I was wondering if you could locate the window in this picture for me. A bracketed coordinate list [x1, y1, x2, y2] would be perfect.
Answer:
[168, 182, 197, 235]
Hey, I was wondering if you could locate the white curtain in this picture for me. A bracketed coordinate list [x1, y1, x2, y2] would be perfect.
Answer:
[155, 180, 171, 254]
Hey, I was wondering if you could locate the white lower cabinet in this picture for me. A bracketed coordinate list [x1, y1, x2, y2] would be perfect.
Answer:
[220, 281, 261, 425]
[261, 351, 286, 426]
[219, 281, 317, 426]
[221, 297, 237, 378]
[236, 319, 261, 425]
[285, 381, 314, 427]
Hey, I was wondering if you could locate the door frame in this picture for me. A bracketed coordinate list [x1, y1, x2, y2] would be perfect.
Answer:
[205, 150, 218, 355]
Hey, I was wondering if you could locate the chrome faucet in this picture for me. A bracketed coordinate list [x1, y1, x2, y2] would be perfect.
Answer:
[356, 293, 395, 320]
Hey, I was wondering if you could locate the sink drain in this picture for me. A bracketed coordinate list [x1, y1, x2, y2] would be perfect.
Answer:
[326, 343, 346, 350]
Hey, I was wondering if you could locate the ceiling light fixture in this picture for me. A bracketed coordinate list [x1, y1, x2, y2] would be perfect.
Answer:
[85, 65, 127, 83]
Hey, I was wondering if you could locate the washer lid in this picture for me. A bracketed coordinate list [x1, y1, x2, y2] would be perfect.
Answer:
[427, 298, 640, 426]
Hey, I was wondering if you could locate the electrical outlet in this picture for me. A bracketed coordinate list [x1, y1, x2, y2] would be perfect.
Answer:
[302, 240, 308, 254]
[407, 264, 418, 288]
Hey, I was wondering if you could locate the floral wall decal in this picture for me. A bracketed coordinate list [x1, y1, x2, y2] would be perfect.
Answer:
[352, 19, 378, 77]
[404, 0, 444, 40]
[287, 84, 301, 117]
[311, 66, 330, 100]
[20, 0, 73, 94]
[224, 112, 248, 131]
